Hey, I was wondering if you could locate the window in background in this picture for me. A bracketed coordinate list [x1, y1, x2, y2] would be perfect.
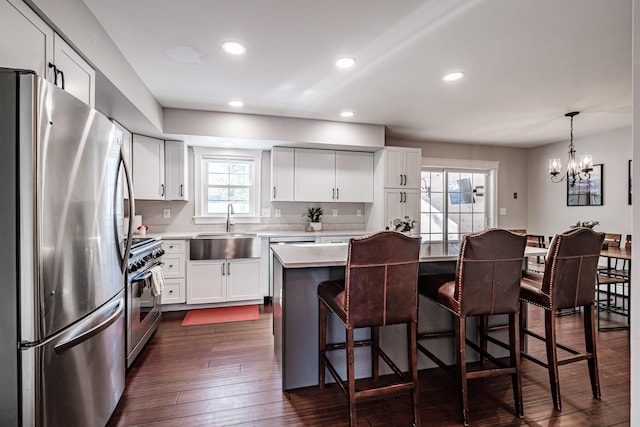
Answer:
[421, 169, 489, 242]
[204, 158, 253, 215]
[193, 148, 262, 223]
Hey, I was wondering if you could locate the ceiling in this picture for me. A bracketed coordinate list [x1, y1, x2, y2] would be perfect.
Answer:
[82, 0, 632, 148]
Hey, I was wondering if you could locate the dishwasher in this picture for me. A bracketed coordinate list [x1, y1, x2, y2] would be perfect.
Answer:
[268, 235, 317, 304]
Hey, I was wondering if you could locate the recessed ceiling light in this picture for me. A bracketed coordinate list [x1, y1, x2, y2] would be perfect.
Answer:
[340, 111, 354, 118]
[335, 57, 356, 69]
[221, 142, 234, 147]
[443, 71, 464, 82]
[228, 100, 244, 107]
[222, 41, 246, 55]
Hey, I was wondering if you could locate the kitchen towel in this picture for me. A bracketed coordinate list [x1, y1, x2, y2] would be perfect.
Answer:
[149, 265, 165, 297]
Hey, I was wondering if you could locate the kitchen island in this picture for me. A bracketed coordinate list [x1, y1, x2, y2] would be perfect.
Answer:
[271, 240, 547, 390]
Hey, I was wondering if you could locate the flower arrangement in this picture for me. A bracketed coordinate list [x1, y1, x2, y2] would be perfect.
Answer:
[386, 216, 415, 233]
[304, 207, 323, 223]
[569, 220, 599, 229]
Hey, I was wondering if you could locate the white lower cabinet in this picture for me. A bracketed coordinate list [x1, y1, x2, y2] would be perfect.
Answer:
[187, 258, 261, 304]
[161, 239, 186, 304]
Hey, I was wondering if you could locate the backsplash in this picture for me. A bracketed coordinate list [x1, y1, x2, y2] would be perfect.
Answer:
[133, 200, 368, 234]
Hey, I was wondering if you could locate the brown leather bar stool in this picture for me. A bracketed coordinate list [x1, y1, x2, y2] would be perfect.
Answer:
[520, 228, 604, 410]
[317, 231, 421, 427]
[417, 228, 527, 426]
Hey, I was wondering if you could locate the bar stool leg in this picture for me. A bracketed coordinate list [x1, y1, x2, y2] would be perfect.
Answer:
[455, 316, 469, 426]
[346, 328, 357, 427]
[509, 313, 524, 417]
[480, 315, 489, 367]
[584, 304, 601, 399]
[318, 302, 327, 388]
[545, 310, 562, 410]
[408, 322, 420, 427]
[372, 326, 380, 381]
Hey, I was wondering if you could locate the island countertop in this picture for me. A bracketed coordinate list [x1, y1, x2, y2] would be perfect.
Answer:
[271, 241, 547, 268]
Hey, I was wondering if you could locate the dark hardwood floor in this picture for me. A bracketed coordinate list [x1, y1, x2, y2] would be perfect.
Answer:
[108, 305, 630, 426]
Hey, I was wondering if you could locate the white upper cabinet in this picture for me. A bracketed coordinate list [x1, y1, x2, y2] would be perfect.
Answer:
[52, 34, 95, 107]
[164, 140, 189, 201]
[334, 151, 373, 202]
[0, 0, 95, 106]
[383, 147, 422, 189]
[132, 134, 165, 200]
[1, 0, 53, 79]
[271, 147, 294, 201]
[294, 148, 335, 202]
[132, 136, 188, 201]
[293, 148, 373, 203]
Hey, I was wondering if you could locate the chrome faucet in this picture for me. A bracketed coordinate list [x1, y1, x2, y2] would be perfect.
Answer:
[226, 203, 235, 232]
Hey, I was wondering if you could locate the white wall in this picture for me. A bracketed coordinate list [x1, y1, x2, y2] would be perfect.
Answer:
[163, 108, 385, 150]
[527, 126, 631, 239]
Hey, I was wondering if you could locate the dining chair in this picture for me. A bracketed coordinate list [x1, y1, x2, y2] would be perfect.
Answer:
[525, 234, 546, 273]
[317, 231, 421, 427]
[596, 234, 631, 330]
[520, 228, 604, 410]
[417, 228, 527, 426]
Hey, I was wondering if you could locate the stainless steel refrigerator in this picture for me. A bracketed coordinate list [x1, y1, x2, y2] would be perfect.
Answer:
[0, 68, 134, 426]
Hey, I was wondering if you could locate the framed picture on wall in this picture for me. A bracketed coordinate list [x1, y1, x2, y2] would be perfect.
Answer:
[567, 163, 603, 206]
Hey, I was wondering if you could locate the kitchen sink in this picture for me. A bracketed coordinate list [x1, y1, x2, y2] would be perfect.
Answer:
[190, 234, 261, 260]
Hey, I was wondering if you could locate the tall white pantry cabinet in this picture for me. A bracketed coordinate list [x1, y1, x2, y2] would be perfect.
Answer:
[365, 147, 422, 233]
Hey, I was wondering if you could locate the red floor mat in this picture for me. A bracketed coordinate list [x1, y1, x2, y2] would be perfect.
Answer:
[181, 305, 259, 326]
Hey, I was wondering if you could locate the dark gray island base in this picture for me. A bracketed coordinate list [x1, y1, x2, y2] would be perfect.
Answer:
[272, 241, 546, 390]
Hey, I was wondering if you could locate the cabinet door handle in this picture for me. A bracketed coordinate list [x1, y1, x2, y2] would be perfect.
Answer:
[336, 188, 339, 200]
[227, 262, 230, 275]
[332, 188, 335, 199]
[221, 263, 225, 276]
[273, 186, 276, 199]
[57, 68, 65, 90]
[160, 184, 165, 197]
[180, 184, 184, 197]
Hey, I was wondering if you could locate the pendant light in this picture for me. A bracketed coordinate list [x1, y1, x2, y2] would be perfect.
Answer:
[549, 111, 593, 186]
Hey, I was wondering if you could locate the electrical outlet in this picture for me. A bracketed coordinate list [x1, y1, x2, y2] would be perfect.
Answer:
[261, 208, 271, 217]
[163, 208, 170, 218]
[499, 208, 507, 216]
[356, 209, 362, 217]
[332, 209, 338, 217]
[275, 209, 281, 218]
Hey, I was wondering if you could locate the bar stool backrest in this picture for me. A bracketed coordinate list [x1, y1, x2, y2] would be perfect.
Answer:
[345, 231, 421, 328]
[454, 229, 526, 316]
[543, 228, 605, 310]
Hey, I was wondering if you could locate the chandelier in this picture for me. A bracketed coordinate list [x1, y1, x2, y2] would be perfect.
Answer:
[549, 111, 593, 186]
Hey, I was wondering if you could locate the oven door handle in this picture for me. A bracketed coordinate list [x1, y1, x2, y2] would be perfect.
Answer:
[130, 262, 165, 283]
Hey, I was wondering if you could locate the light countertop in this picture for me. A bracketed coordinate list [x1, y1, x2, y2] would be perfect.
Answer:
[145, 229, 377, 240]
[271, 243, 548, 269]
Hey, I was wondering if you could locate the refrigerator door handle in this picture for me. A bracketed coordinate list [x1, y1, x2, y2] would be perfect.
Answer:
[119, 144, 135, 272]
[54, 298, 124, 354]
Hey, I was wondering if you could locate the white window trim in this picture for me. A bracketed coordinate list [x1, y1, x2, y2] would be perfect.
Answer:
[422, 157, 499, 231]
[192, 147, 263, 225]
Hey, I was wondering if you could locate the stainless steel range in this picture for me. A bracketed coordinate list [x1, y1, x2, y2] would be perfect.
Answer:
[126, 237, 164, 367]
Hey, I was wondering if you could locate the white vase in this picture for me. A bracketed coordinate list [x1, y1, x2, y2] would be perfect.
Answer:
[310, 222, 322, 231]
